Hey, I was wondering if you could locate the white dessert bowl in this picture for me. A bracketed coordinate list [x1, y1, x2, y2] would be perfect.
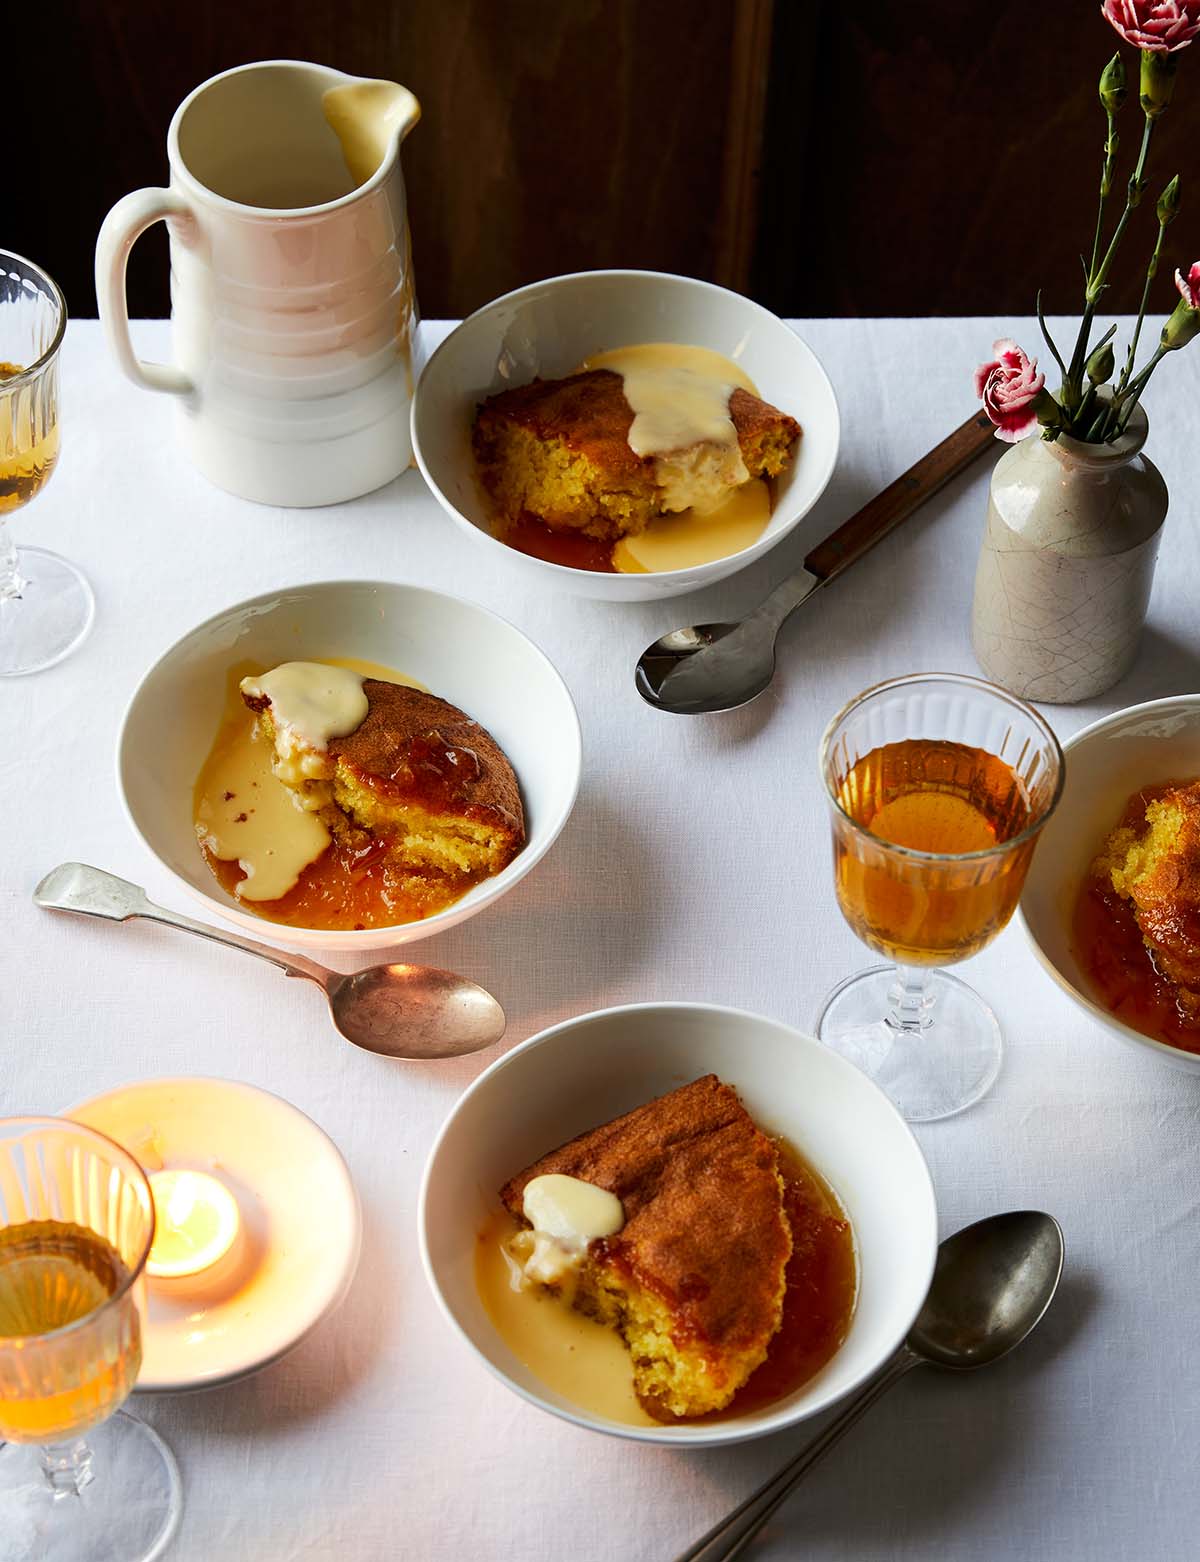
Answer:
[1019, 692, 1200, 1074]
[418, 1001, 937, 1447]
[117, 579, 581, 953]
[410, 268, 840, 602]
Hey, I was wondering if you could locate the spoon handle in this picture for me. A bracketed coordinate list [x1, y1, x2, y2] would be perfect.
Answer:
[673, 1349, 918, 1562]
[34, 862, 333, 990]
[803, 410, 995, 586]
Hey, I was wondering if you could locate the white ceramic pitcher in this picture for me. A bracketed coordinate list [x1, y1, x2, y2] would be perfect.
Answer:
[95, 60, 421, 507]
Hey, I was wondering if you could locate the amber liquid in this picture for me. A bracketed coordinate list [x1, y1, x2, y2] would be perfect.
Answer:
[833, 738, 1035, 965]
[0, 1221, 142, 1442]
[0, 361, 59, 514]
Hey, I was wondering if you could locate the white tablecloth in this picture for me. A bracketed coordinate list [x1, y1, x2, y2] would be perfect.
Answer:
[4, 317, 1199, 1562]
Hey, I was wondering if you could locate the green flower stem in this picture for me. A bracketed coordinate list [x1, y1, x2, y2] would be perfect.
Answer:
[1112, 219, 1166, 413]
[1063, 310, 1095, 419]
[1089, 108, 1120, 280]
[1089, 110, 1155, 302]
[1065, 109, 1157, 420]
[1112, 342, 1170, 434]
[1109, 175, 1179, 439]
[1084, 406, 1111, 442]
[1037, 290, 1069, 383]
[1076, 384, 1099, 436]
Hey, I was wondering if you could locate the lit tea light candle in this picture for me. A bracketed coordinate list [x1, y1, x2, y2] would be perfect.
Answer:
[147, 1169, 240, 1279]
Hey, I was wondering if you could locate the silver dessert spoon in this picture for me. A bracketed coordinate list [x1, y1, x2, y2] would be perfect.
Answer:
[34, 862, 506, 1061]
[675, 1209, 1064, 1562]
[637, 411, 995, 715]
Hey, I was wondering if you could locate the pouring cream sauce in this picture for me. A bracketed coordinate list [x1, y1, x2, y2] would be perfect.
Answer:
[239, 662, 369, 783]
[195, 658, 420, 904]
[577, 343, 773, 573]
[508, 1174, 625, 1288]
[475, 1206, 656, 1428]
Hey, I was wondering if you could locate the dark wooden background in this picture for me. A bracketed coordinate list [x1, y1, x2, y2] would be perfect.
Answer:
[16, 0, 1197, 322]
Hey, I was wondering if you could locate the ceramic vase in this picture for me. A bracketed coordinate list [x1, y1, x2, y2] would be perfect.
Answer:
[971, 405, 1167, 703]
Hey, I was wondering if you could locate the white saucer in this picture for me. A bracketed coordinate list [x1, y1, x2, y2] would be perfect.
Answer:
[67, 1077, 361, 1393]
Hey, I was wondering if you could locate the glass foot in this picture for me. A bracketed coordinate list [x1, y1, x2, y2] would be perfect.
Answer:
[0, 548, 95, 676]
[0, 1411, 182, 1562]
[816, 965, 1002, 1122]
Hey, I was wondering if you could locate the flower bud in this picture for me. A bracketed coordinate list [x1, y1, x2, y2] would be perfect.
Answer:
[1033, 388, 1062, 428]
[1157, 175, 1181, 225]
[1141, 49, 1178, 119]
[1086, 341, 1116, 384]
[1100, 53, 1127, 112]
[1161, 298, 1200, 351]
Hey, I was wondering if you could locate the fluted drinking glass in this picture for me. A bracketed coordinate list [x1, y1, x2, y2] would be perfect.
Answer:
[818, 673, 1063, 1121]
[0, 1118, 181, 1561]
[0, 252, 94, 676]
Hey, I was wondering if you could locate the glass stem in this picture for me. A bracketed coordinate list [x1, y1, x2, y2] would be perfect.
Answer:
[885, 965, 936, 1033]
[39, 1437, 95, 1500]
[0, 514, 23, 600]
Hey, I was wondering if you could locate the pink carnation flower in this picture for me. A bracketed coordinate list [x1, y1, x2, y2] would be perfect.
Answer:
[1102, 0, 1200, 52]
[974, 340, 1046, 443]
[1176, 261, 1200, 308]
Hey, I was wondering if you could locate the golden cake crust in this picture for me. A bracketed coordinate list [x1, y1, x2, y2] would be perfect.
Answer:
[472, 369, 801, 541]
[1100, 780, 1200, 1002]
[479, 370, 649, 485]
[501, 1074, 791, 1358]
[328, 681, 523, 835]
[476, 370, 798, 468]
[242, 678, 525, 884]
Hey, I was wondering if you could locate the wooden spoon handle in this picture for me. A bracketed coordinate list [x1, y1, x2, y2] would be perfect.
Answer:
[803, 409, 995, 585]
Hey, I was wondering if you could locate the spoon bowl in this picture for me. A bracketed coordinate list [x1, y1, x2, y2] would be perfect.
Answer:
[909, 1209, 1064, 1370]
[635, 620, 781, 714]
[328, 962, 506, 1058]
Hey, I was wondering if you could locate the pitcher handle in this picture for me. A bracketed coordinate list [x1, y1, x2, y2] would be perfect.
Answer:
[95, 188, 195, 397]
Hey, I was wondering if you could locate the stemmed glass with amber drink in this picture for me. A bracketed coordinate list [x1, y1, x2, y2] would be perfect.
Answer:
[0, 251, 94, 676]
[818, 673, 1063, 1122]
[0, 1118, 181, 1561]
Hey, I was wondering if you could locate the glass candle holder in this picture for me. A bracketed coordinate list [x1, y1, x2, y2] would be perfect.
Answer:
[0, 251, 94, 676]
[0, 1118, 181, 1562]
[817, 672, 1064, 1122]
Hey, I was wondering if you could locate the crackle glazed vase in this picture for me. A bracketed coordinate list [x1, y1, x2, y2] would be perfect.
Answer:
[971, 405, 1167, 703]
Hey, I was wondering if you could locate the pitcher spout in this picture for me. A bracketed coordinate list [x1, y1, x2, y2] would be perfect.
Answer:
[322, 78, 421, 191]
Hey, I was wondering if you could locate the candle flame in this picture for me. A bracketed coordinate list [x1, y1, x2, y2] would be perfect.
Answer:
[147, 1169, 240, 1280]
[165, 1175, 200, 1243]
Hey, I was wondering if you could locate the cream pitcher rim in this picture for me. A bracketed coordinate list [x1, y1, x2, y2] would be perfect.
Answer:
[164, 58, 420, 222]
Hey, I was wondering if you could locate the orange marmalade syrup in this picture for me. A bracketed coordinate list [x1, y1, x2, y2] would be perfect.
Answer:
[500, 513, 617, 572]
[1072, 782, 1200, 1055]
[710, 1141, 856, 1419]
[202, 837, 481, 933]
